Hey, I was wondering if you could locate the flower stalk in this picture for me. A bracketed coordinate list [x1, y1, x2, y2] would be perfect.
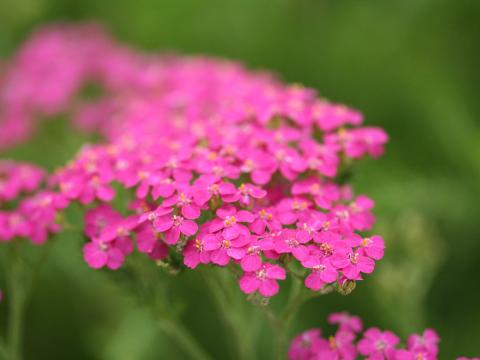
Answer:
[6, 243, 26, 360]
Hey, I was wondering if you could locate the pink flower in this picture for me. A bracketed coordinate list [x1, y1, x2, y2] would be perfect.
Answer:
[300, 140, 339, 178]
[292, 178, 340, 209]
[395, 349, 435, 360]
[312, 101, 363, 132]
[153, 208, 198, 245]
[82, 209, 133, 269]
[288, 329, 323, 360]
[360, 235, 385, 260]
[250, 207, 282, 235]
[304, 257, 338, 291]
[331, 248, 375, 280]
[239, 263, 286, 297]
[326, 127, 388, 159]
[273, 229, 310, 261]
[328, 312, 363, 334]
[317, 330, 357, 360]
[84, 204, 122, 238]
[192, 175, 237, 205]
[238, 149, 276, 185]
[83, 240, 123, 270]
[18, 191, 68, 244]
[406, 329, 440, 357]
[203, 233, 251, 266]
[271, 144, 306, 181]
[358, 328, 400, 360]
[183, 236, 211, 269]
[345, 127, 389, 159]
[276, 198, 312, 225]
[238, 237, 274, 271]
[0, 161, 45, 201]
[135, 223, 168, 260]
[222, 183, 267, 206]
[162, 185, 203, 219]
[209, 206, 254, 240]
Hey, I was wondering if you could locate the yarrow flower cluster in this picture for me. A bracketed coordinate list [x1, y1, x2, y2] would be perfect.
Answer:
[289, 312, 450, 360]
[1, 23, 478, 360]
[0, 160, 68, 244]
[0, 23, 391, 299]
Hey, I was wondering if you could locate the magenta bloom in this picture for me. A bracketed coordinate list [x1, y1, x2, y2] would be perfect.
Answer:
[250, 207, 282, 235]
[292, 178, 340, 209]
[395, 349, 435, 360]
[0, 161, 45, 201]
[276, 198, 312, 225]
[135, 223, 168, 260]
[239, 237, 274, 271]
[345, 127, 389, 159]
[300, 139, 339, 178]
[357, 328, 400, 360]
[304, 258, 338, 291]
[18, 191, 68, 244]
[360, 235, 385, 260]
[203, 233, 251, 266]
[183, 236, 211, 269]
[58, 172, 115, 205]
[328, 312, 363, 334]
[222, 183, 267, 206]
[162, 185, 203, 220]
[83, 240, 126, 270]
[406, 329, 440, 357]
[154, 209, 198, 245]
[331, 248, 375, 280]
[316, 330, 357, 360]
[238, 149, 276, 185]
[84, 204, 122, 238]
[83, 214, 137, 269]
[239, 263, 286, 297]
[192, 175, 237, 205]
[288, 329, 323, 360]
[209, 206, 254, 240]
[274, 229, 310, 261]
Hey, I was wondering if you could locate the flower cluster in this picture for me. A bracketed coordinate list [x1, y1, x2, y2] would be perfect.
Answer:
[0, 160, 67, 244]
[0, 24, 388, 299]
[0, 160, 44, 202]
[289, 312, 459, 360]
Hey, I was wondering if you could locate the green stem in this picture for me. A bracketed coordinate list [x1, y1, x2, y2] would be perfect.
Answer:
[157, 317, 212, 360]
[0, 341, 7, 360]
[7, 244, 26, 360]
[203, 269, 255, 360]
[121, 261, 212, 360]
[3, 240, 55, 360]
[279, 279, 304, 360]
[259, 277, 306, 360]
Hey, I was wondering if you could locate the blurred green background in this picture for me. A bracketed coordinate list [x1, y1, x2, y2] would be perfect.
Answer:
[1, 0, 480, 359]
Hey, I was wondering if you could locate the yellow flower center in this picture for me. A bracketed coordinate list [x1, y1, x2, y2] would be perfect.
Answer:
[224, 216, 236, 226]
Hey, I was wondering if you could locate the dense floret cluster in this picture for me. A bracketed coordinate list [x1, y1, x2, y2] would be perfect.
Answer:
[0, 160, 67, 244]
[0, 24, 388, 298]
[289, 313, 444, 360]
[1, 23, 478, 360]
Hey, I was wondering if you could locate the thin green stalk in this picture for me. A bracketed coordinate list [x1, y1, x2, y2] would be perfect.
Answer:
[120, 260, 212, 360]
[256, 277, 307, 360]
[203, 269, 255, 360]
[7, 244, 26, 360]
[0, 341, 7, 360]
[3, 239, 55, 360]
[276, 278, 304, 360]
[157, 317, 212, 360]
